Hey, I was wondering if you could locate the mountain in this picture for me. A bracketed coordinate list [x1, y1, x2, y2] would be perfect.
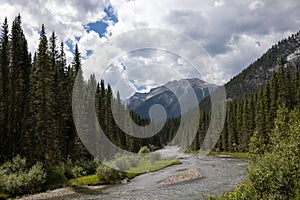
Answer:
[127, 78, 217, 120]
[225, 31, 300, 99]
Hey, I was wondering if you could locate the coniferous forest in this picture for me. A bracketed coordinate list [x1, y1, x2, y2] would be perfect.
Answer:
[0, 15, 299, 199]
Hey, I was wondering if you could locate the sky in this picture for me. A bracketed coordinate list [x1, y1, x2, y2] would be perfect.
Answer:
[1, 0, 300, 99]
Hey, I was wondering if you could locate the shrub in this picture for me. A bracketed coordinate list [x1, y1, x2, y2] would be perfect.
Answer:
[45, 162, 69, 188]
[114, 156, 130, 171]
[138, 146, 150, 154]
[71, 165, 86, 178]
[96, 164, 125, 183]
[0, 158, 46, 195]
[150, 152, 161, 164]
[76, 159, 98, 175]
[113, 153, 140, 170]
[127, 155, 139, 167]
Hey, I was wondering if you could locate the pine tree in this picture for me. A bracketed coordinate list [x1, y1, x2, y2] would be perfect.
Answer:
[269, 71, 278, 130]
[0, 18, 10, 161]
[71, 44, 88, 160]
[255, 88, 266, 136]
[9, 15, 31, 158]
[48, 32, 62, 160]
[263, 82, 272, 134]
[227, 101, 238, 152]
[56, 42, 72, 158]
[235, 100, 243, 151]
[240, 96, 255, 151]
[30, 24, 60, 162]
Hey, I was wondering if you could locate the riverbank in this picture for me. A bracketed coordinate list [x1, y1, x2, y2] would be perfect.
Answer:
[185, 150, 249, 159]
[14, 159, 181, 200]
[12, 147, 249, 200]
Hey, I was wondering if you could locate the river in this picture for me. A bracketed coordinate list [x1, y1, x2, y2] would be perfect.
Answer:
[59, 147, 248, 200]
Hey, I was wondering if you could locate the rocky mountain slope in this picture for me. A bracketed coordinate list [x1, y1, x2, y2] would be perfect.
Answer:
[127, 78, 217, 120]
[225, 31, 300, 99]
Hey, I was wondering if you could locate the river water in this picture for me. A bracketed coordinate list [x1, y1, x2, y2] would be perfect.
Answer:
[64, 147, 248, 200]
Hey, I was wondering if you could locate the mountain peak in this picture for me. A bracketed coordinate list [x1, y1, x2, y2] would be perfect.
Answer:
[127, 78, 217, 120]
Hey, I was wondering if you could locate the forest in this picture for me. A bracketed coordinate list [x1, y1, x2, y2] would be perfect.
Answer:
[0, 15, 299, 199]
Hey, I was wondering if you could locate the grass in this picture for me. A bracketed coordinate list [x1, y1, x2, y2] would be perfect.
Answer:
[68, 159, 182, 186]
[68, 174, 102, 186]
[128, 159, 181, 174]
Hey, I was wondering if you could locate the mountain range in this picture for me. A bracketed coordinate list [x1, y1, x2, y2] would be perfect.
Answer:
[126, 78, 217, 120]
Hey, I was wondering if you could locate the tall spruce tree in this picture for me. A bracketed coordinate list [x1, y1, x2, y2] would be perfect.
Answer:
[9, 15, 31, 158]
[0, 18, 10, 161]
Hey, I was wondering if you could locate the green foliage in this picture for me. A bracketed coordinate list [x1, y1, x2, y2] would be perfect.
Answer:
[96, 164, 126, 183]
[112, 153, 140, 171]
[150, 152, 161, 164]
[138, 146, 150, 154]
[0, 157, 46, 195]
[114, 157, 130, 171]
[68, 174, 100, 186]
[74, 159, 99, 175]
[45, 162, 71, 188]
[71, 165, 86, 178]
[212, 108, 300, 200]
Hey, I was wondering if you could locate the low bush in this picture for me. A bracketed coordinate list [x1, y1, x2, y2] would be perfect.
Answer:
[150, 152, 161, 164]
[0, 156, 46, 195]
[96, 164, 126, 183]
[71, 165, 86, 178]
[45, 162, 70, 188]
[113, 153, 140, 170]
[75, 159, 99, 175]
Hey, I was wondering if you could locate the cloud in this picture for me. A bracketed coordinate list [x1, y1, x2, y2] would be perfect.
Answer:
[214, 1, 225, 7]
[1, 0, 300, 98]
[249, 1, 264, 10]
[106, 0, 300, 85]
[0, 0, 107, 60]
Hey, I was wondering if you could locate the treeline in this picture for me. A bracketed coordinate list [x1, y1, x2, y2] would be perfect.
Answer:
[0, 15, 87, 163]
[0, 15, 177, 165]
[187, 58, 300, 152]
[208, 106, 300, 200]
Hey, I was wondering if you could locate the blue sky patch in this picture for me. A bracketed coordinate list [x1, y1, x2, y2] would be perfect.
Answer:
[86, 21, 108, 37]
[86, 50, 93, 56]
[129, 79, 147, 91]
[85, 4, 118, 38]
[75, 36, 81, 42]
[66, 39, 74, 53]
[104, 4, 118, 23]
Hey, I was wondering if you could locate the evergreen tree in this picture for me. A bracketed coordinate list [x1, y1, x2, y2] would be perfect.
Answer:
[30, 24, 60, 162]
[71, 44, 88, 160]
[227, 102, 237, 152]
[8, 15, 31, 158]
[0, 18, 10, 161]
